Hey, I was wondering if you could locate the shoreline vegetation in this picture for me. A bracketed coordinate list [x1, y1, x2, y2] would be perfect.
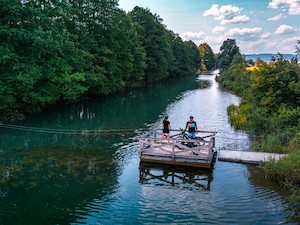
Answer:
[1, 1, 203, 122]
[0, 1, 221, 123]
[216, 40, 300, 220]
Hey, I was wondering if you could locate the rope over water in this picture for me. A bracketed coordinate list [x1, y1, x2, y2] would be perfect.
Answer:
[0, 122, 270, 141]
[0, 122, 147, 135]
[0, 122, 271, 151]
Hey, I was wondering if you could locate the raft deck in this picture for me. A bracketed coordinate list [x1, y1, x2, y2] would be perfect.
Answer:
[139, 129, 217, 169]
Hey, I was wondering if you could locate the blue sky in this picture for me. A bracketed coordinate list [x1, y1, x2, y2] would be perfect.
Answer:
[118, 0, 300, 54]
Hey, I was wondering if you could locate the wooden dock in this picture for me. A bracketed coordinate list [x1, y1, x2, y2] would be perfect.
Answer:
[218, 150, 287, 164]
[139, 129, 217, 169]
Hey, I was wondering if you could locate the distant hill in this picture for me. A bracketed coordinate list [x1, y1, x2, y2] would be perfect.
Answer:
[245, 54, 297, 62]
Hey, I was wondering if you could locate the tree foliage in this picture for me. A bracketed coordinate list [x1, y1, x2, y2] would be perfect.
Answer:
[218, 39, 240, 69]
[130, 7, 199, 81]
[218, 44, 300, 194]
[219, 53, 299, 154]
[250, 56, 299, 112]
[0, 2, 200, 121]
[296, 40, 300, 55]
[216, 64, 250, 95]
[219, 53, 299, 150]
[198, 43, 215, 71]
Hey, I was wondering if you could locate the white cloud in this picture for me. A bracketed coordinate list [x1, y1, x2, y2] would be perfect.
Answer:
[221, 15, 249, 25]
[267, 13, 283, 21]
[268, 0, 300, 15]
[275, 24, 295, 34]
[212, 26, 226, 34]
[203, 4, 240, 19]
[180, 31, 205, 40]
[261, 32, 272, 39]
[203, 4, 249, 25]
[226, 27, 262, 37]
[204, 36, 225, 45]
[197, 36, 226, 53]
[282, 37, 300, 45]
[179, 31, 225, 52]
[180, 27, 298, 54]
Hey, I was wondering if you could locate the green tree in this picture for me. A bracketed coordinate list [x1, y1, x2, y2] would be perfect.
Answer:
[0, 2, 200, 121]
[168, 34, 199, 76]
[216, 64, 250, 95]
[130, 7, 172, 82]
[296, 40, 300, 55]
[218, 39, 240, 69]
[245, 59, 255, 67]
[250, 56, 299, 111]
[198, 43, 215, 71]
[231, 52, 244, 65]
[184, 40, 201, 71]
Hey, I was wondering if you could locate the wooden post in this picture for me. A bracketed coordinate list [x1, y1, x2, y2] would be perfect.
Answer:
[172, 139, 175, 159]
[139, 139, 142, 153]
[210, 142, 213, 161]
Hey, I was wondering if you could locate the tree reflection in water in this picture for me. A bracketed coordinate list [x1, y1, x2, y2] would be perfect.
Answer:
[139, 163, 213, 191]
[0, 146, 119, 225]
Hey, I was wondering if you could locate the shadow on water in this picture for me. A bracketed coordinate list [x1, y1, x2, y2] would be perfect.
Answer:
[139, 162, 213, 191]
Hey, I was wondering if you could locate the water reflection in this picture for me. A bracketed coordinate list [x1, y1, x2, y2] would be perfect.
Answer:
[0, 76, 198, 151]
[0, 146, 119, 225]
[247, 165, 300, 223]
[139, 163, 213, 191]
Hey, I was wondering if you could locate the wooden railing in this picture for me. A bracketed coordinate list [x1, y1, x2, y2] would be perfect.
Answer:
[139, 129, 216, 162]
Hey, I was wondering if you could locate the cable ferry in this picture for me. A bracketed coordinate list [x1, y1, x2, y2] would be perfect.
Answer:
[139, 129, 217, 169]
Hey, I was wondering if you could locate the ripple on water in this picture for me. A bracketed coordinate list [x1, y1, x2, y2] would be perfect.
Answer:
[69, 159, 295, 225]
[68, 74, 294, 225]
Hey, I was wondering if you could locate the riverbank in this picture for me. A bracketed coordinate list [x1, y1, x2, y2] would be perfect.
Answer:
[216, 56, 300, 219]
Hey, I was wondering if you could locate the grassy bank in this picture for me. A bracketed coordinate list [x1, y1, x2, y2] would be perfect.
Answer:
[216, 56, 300, 216]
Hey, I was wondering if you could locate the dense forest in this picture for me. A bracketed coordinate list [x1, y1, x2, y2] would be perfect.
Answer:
[217, 39, 300, 208]
[0, 0, 202, 121]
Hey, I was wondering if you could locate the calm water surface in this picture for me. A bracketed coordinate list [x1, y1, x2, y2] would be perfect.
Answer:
[0, 72, 296, 224]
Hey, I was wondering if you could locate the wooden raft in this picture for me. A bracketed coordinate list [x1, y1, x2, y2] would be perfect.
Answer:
[139, 129, 217, 169]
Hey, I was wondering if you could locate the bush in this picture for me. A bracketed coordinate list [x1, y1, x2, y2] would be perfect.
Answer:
[263, 151, 300, 185]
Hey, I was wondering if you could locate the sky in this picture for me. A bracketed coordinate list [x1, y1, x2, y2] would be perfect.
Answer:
[118, 0, 300, 54]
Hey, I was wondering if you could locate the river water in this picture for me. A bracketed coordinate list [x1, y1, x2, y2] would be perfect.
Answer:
[0, 72, 296, 224]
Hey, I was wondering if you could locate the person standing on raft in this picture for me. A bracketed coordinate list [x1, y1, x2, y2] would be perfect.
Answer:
[185, 116, 198, 138]
[161, 116, 171, 142]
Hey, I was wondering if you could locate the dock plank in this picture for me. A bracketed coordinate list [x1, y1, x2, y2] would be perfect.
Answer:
[218, 150, 287, 164]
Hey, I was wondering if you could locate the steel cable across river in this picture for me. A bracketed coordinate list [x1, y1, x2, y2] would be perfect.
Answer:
[0, 71, 297, 224]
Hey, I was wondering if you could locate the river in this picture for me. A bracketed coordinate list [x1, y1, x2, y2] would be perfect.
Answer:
[0, 72, 296, 224]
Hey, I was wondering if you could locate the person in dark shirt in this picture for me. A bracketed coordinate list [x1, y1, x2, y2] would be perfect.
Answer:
[161, 116, 171, 142]
[185, 116, 198, 138]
